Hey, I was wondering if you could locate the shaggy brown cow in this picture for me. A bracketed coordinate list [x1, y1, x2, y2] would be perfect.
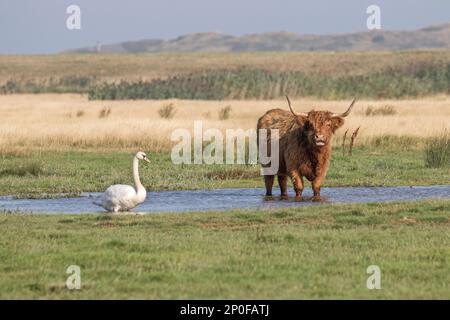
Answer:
[257, 97, 356, 201]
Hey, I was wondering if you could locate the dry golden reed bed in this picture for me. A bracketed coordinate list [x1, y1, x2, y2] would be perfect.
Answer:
[0, 94, 449, 153]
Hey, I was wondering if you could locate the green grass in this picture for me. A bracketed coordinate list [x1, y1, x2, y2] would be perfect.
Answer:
[0, 200, 449, 299]
[424, 132, 450, 168]
[0, 160, 46, 177]
[0, 141, 449, 196]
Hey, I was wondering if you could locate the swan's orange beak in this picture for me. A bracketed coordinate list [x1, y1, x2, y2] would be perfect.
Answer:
[144, 157, 151, 163]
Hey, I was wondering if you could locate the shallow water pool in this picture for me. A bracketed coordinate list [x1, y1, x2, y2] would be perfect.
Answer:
[0, 185, 449, 214]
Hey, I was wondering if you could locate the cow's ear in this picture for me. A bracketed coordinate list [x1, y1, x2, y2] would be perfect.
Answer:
[331, 116, 345, 132]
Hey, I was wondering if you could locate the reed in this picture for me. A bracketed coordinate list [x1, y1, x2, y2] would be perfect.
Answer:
[424, 131, 450, 168]
[0, 94, 448, 152]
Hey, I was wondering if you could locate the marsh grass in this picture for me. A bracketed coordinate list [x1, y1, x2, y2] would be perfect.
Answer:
[0, 76, 94, 94]
[202, 111, 212, 119]
[364, 105, 397, 116]
[365, 135, 423, 151]
[218, 105, 232, 120]
[205, 166, 258, 180]
[13, 192, 81, 200]
[424, 131, 450, 168]
[98, 107, 111, 118]
[1, 51, 450, 83]
[0, 200, 449, 299]
[0, 161, 46, 177]
[158, 103, 176, 119]
[2, 52, 450, 99]
[0, 143, 449, 196]
[1, 95, 448, 153]
[87, 62, 450, 100]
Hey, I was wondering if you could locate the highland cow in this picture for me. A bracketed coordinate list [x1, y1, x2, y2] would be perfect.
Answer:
[257, 97, 356, 201]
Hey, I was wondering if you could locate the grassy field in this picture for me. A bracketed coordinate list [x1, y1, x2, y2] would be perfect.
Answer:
[1, 52, 450, 99]
[0, 94, 448, 196]
[0, 53, 449, 300]
[0, 200, 449, 299]
[2, 51, 450, 83]
[0, 144, 449, 196]
[0, 94, 449, 153]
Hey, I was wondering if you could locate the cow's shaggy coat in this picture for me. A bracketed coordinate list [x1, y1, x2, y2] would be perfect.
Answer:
[257, 98, 355, 200]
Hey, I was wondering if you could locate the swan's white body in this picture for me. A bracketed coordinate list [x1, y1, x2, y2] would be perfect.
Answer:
[94, 152, 150, 212]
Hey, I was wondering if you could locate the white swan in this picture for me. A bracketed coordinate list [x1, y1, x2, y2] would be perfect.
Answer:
[94, 151, 150, 212]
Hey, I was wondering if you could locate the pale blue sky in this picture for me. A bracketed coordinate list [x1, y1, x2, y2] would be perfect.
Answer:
[0, 0, 449, 54]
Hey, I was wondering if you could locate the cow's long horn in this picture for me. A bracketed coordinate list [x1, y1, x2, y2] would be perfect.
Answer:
[333, 99, 356, 117]
[285, 95, 307, 117]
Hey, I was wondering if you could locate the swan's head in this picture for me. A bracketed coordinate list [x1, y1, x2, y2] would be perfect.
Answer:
[136, 151, 151, 163]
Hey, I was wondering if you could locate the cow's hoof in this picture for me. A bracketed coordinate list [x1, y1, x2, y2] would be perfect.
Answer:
[312, 196, 322, 202]
[294, 196, 304, 202]
[280, 194, 289, 200]
[264, 195, 275, 201]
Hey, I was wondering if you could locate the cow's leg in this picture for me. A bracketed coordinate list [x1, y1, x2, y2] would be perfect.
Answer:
[290, 171, 304, 201]
[312, 177, 323, 201]
[277, 175, 288, 200]
[264, 175, 275, 198]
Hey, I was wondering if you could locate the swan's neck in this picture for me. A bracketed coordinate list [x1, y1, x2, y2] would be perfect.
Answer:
[133, 157, 145, 195]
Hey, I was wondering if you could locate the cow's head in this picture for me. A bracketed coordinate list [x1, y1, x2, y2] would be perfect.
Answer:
[286, 96, 356, 148]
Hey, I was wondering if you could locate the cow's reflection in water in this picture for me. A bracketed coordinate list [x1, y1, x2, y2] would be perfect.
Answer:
[263, 195, 330, 203]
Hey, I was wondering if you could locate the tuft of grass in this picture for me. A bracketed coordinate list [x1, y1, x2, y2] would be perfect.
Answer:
[203, 111, 212, 119]
[364, 105, 397, 116]
[99, 107, 111, 118]
[218, 105, 232, 120]
[76, 110, 85, 117]
[158, 103, 176, 119]
[424, 132, 450, 168]
[0, 161, 46, 177]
